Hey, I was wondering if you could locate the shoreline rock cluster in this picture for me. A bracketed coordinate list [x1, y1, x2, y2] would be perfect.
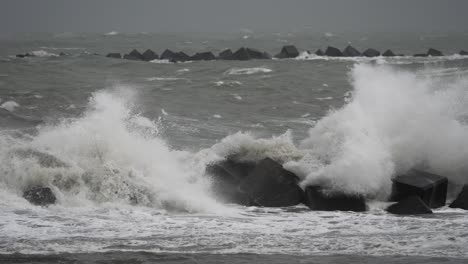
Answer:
[101, 45, 468, 62]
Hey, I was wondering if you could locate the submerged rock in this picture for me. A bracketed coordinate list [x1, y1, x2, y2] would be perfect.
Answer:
[386, 196, 432, 215]
[23, 186, 56, 206]
[382, 49, 396, 57]
[231, 47, 270, 60]
[304, 186, 367, 212]
[449, 185, 468, 210]
[324, 46, 343, 57]
[191, 51, 216, 61]
[218, 49, 233, 60]
[141, 49, 159, 61]
[106, 53, 122, 59]
[239, 158, 303, 207]
[16, 53, 33, 58]
[274, 45, 300, 59]
[315, 49, 325, 56]
[342, 45, 361, 57]
[390, 169, 448, 208]
[427, 48, 443, 57]
[363, 48, 380, 57]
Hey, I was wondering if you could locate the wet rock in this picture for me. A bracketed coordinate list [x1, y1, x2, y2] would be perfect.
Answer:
[386, 195, 432, 215]
[190, 51, 216, 61]
[449, 185, 468, 210]
[342, 45, 361, 57]
[106, 53, 121, 59]
[23, 186, 56, 206]
[390, 169, 448, 208]
[304, 186, 367, 212]
[16, 53, 33, 58]
[324, 46, 343, 57]
[141, 49, 159, 61]
[123, 49, 144, 60]
[274, 45, 300, 59]
[427, 48, 443, 57]
[459, 50, 468, 56]
[382, 49, 396, 57]
[218, 49, 233, 60]
[231, 47, 270, 60]
[239, 158, 304, 207]
[363, 48, 380, 57]
[315, 49, 325, 56]
[160, 49, 190, 62]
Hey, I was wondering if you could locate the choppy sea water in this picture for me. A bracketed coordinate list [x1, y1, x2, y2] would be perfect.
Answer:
[1, 32, 468, 263]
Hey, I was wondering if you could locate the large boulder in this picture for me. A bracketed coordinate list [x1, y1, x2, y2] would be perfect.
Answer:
[141, 49, 159, 61]
[459, 50, 468, 56]
[386, 196, 432, 215]
[160, 49, 190, 62]
[191, 51, 216, 61]
[382, 49, 396, 57]
[363, 48, 381, 57]
[304, 186, 367, 212]
[218, 49, 233, 60]
[324, 46, 343, 57]
[390, 169, 448, 208]
[342, 45, 361, 57]
[315, 49, 325, 56]
[23, 186, 56, 206]
[239, 158, 304, 207]
[123, 49, 144, 60]
[449, 185, 468, 210]
[427, 48, 443, 57]
[205, 159, 256, 205]
[274, 45, 300, 59]
[231, 47, 270, 60]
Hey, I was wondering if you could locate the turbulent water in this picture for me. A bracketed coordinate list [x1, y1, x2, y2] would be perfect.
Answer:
[1, 32, 468, 263]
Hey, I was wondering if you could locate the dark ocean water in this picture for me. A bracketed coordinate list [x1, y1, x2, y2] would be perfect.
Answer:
[1, 32, 468, 263]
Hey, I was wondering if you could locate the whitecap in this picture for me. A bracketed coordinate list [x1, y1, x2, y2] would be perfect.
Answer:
[1, 101, 19, 112]
[225, 67, 273, 75]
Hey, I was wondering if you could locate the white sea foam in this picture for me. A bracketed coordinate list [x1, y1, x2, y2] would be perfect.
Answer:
[31, 50, 58, 57]
[0, 88, 227, 213]
[104, 31, 119, 36]
[146, 77, 182, 81]
[225, 67, 273, 75]
[1, 101, 19, 112]
[285, 64, 468, 198]
[214, 80, 243, 87]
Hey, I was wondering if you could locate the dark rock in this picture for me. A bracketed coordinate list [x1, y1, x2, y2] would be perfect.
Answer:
[386, 195, 432, 215]
[239, 158, 304, 207]
[262, 51, 272, 60]
[106, 53, 121, 59]
[206, 159, 256, 205]
[16, 53, 33, 58]
[141, 49, 159, 61]
[218, 49, 233, 60]
[414, 53, 428, 57]
[304, 186, 367, 212]
[427, 48, 443, 57]
[123, 54, 141, 60]
[342, 45, 361, 57]
[390, 169, 448, 208]
[449, 185, 468, 210]
[382, 49, 396, 57]
[363, 48, 381, 57]
[190, 51, 216, 61]
[324, 46, 343, 57]
[459, 50, 468, 56]
[231, 47, 270, 60]
[315, 49, 325, 56]
[274, 45, 300, 59]
[126, 49, 143, 60]
[160, 49, 190, 62]
[59, 52, 67, 56]
[23, 186, 56, 206]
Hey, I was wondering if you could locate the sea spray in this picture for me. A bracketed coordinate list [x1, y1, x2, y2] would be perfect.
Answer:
[287, 64, 468, 198]
[0, 88, 227, 213]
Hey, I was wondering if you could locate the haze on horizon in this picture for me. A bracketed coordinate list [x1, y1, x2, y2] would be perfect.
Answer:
[0, 0, 467, 35]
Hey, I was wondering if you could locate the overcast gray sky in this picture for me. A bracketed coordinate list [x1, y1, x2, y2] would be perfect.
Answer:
[1, 0, 467, 35]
